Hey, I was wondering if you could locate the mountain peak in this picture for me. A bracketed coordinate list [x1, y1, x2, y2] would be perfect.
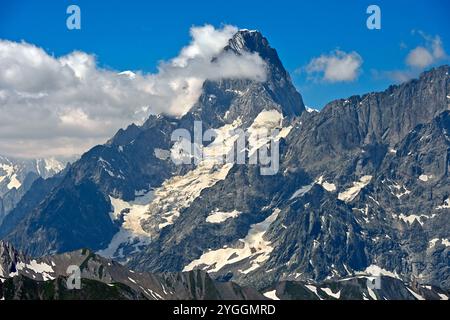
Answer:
[226, 29, 275, 60]
[221, 29, 305, 117]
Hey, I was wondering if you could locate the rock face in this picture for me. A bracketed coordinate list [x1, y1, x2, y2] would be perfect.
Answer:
[0, 30, 449, 296]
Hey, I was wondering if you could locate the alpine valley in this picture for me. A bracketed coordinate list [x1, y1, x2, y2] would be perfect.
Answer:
[0, 30, 449, 300]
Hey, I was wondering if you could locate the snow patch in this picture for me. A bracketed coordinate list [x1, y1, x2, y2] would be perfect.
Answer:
[247, 110, 291, 157]
[438, 293, 449, 300]
[14, 260, 55, 281]
[418, 174, 432, 182]
[305, 106, 319, 113]
[383, 179, 411, 199]
[98, 191, 155, 260]
[305, 284, 322, 299]
[7, 173, 21, 189]
[361, 265, 401, 280]
[290, 183, 314, 200]
[290, 176, 336, 200]
[407, 288, 425, 300]
[367, 287, 377, 300]
[436, 198, 450, 210]
[388, 148, 397, 155]
[118, 70, 136, 79]
[316, 176, 336, 192]
[429, 238, 450, 248]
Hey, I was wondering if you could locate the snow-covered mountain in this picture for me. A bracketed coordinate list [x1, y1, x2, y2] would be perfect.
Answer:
[0, 30, 449, 299]
[0, 156, 64, 195]
[0, 156, 65, 224]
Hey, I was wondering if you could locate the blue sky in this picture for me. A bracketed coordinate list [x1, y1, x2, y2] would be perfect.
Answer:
[1, 0, 450, 159]
[1, 0, 449, 108]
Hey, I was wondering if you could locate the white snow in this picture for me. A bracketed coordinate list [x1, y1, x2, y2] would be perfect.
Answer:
[395, 213, 436, 226]
[206, 210, 241, 223]
[118, 70, 136, 79]
[157, 111, 289, 229]
[183, 208, 281, 274]
[316, 176, 336, 192]
[429, 238, 450, 248]
[321, 287, 341, 299]
[97, 157, 124, 179]
[338, 176, 372, 202]
[290, 176, 336, 200]
[383, 179, 411, 199]
[438, 293, 449, 300]
[263, 290, 280, 300]
[153, 162, 235, 230]
[436, 198, 450, 210]
[13, 260, 55, 281]
[305, 284, 322, 299]
[1, 161, 22, 189]
[361, 265, 401, 280]
[407, 288, 425, 300]
[290, 183, 314, 200]
[418, 174, 432, 182]
[0, 163, 14, 181]
[429, 238, 439, 248]
[98, 191, 155, 259]
[225, 88, 246, 96]
[154, 148, 170, 160]
[43, 158, 65, 173]
[99, 120, 243, 259]
[239, 28, 258, 33]
[247, 110, 291, 157]
[367, 287, 377, 300]
[156, 119, 242, 228]
[305, 106, 319, 113]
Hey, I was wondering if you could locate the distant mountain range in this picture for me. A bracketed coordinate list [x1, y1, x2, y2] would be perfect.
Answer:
[0, 156, 65, 226]
[1, 241, 447, 300]
[0, 30, 448, 300]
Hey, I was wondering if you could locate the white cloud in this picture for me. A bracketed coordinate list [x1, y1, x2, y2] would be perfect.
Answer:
[305, 50, 363, 82]
[406, 31, 446, 68]
[0, 25, 267, 159]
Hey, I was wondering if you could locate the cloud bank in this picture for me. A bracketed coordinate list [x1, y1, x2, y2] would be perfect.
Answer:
[0, 25, 267, 159]
[406, 31, 446, 69]
[305, 50, 363, 82]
